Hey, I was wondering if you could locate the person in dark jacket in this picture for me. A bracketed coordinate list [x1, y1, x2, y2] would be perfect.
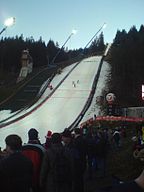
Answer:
[73, 128, 87, 192]
[0, 134, 33, 192]
[40, 132, 73, 192]
[96, 169, 144, 192]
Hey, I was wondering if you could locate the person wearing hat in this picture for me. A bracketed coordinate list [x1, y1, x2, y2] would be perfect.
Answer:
[44, 130, 52, 150]
[61, 128, 73, 146]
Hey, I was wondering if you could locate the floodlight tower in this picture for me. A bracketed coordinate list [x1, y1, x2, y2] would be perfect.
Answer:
[0, 17, 15, 35]
[51, 29, 77, 65]
[84, 22, 106, 49]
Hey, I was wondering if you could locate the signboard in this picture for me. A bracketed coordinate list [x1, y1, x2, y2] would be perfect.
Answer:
[106, 93, 116, 104]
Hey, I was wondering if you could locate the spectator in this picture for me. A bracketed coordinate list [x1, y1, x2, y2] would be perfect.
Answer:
[62, 128, 85, 192]
[94, 129, 108, 177]
[96, 169, 144, 192]
[85, 131, 97, 179]
[0, 134, 33, 192]
[40, 132, 73, 192]
[73, 127, 87, 192]
[62, 128, 73, 146]
[0, 147, 6, 159]
[73, 128, 87, 170]
[112, 128, 121, 149]
[28, 128, 41, 144]
[44, 130, 52, 150]
[22, 143, 45, 192]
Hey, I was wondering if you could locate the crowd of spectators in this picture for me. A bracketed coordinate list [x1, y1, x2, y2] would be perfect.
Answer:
[0, 125, 144, 192]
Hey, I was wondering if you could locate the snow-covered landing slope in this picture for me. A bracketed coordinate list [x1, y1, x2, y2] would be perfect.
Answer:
[0, 56, 102, 149]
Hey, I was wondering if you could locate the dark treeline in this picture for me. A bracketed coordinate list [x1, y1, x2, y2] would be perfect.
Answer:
[0, 35, 79, 75]
[108, 25, 144, 107]
[0, 32, 105, 76]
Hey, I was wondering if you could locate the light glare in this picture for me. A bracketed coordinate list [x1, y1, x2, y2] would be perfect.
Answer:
[102, 23, 107, 29]
[72, 29, 77, 35]
[4, 17, 15, 27]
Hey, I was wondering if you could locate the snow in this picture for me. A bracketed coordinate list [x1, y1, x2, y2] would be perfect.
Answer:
[0, 56, 110, 149]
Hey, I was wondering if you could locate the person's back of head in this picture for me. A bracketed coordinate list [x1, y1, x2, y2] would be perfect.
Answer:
[51, 133, 62, 144]
[5, 134, 22, 152]
[74, 128, 81, 135]
[62, 129, 72, 145]
[62, 129, 72, 138]
[28, 128, 42, 145]
[3, 135, 33, 192]
[28, 128, 39, 140]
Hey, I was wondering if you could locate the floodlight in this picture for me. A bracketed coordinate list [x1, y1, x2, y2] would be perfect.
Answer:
[51, 29, 77, 64]
[84, 22, 107, 49]
[71, 29, 77, 35]
[4, 17, 15, 27]
[0, 17, 16, 35]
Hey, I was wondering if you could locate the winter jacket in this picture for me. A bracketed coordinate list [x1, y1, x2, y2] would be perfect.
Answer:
[40, 143, 73, 192]
[0, 151, 33, 192]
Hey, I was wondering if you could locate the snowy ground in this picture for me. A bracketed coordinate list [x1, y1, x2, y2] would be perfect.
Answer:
[0, 56, 110, 149]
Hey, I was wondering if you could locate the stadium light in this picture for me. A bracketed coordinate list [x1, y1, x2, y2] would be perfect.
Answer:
[0, 17, 15, 35]
[84, 22, 106, 49]
[51, 29, 77, 65]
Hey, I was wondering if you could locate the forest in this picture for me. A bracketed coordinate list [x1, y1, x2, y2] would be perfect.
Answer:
[108, 25, 144, 107]
[0, 32, 105, 75]
[1, 24, 144, 108]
